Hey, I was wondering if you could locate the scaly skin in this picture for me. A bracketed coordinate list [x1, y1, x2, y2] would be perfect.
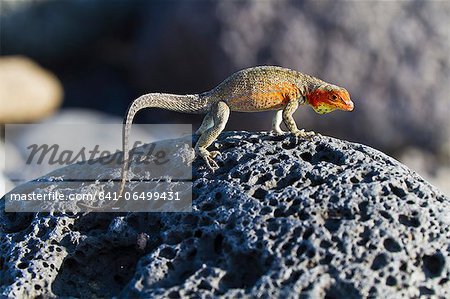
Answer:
[81, 66, 354, 210]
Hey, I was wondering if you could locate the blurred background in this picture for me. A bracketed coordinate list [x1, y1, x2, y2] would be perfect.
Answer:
[1, 0, 449, 196]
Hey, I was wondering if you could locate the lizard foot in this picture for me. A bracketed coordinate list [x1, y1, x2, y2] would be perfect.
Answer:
[209, 151, 222, 158]
[196, 148, 220, 171]
[292, 129, 315, 139]
[271, 129, 286, 135]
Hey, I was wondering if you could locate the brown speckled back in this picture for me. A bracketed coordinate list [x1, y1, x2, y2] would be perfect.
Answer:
[202, 66, 326, 112]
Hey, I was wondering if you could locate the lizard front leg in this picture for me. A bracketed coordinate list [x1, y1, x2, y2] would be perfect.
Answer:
[195, 101, 230, 171]
[271, 110, 285, 135]
[283, 99, 315, 138]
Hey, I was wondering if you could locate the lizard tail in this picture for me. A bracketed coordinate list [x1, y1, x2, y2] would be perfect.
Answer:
[118, 93, 209, 198]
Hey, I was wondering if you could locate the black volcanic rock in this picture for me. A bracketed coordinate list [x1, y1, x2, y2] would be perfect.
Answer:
[1, 132, 449, 298]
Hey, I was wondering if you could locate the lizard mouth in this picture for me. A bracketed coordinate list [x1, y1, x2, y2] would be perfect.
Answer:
[344, 100, 354, 111]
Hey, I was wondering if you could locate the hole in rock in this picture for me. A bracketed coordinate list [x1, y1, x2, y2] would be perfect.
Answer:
[52, 245, 144, 297]
[422, 252, 445, 278]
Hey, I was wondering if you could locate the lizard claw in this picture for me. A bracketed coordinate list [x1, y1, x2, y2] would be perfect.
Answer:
[209, 151, 222, 158]
[271, 129, 286, 135]
[205, 156, 219, 171]
[292, 129, 315, 139]
[312, 132, 322, 140]
[196, 148, 220, 172]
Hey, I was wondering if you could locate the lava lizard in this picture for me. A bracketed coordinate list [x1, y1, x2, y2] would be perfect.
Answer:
[82, 66, 354, 210]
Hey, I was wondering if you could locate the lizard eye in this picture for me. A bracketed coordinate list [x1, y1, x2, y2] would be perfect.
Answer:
[331, 94, 338, 100]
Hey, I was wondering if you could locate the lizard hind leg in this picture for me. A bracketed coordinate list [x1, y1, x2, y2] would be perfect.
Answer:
[195, 101, 230, 171]
[195, 111, 214, 135]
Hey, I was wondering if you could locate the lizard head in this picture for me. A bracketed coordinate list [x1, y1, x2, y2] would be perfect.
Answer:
[306, 85, 354, 114]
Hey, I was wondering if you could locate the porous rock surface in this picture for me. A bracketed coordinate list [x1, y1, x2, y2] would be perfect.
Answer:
[1, 131, 449, 298]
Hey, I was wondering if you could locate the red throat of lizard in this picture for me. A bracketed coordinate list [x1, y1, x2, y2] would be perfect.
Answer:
[306, 89, 327, 109]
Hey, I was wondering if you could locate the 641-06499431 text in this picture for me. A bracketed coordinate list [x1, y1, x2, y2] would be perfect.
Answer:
[97, 191, 181, 201]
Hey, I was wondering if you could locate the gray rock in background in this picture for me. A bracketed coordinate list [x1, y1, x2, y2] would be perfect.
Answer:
[0, 0, 135, 63]
[1, 132, 449, 298]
